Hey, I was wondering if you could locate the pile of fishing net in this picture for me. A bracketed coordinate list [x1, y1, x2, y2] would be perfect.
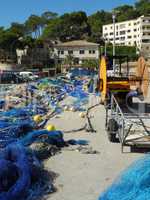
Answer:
[99, 154, 150, 200]
[0, 129, 65, 200]
[0, 144, 55, 200]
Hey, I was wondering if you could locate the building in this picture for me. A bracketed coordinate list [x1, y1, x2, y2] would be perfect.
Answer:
[103, 15, 150, 60]
[54, 40, 99, 67]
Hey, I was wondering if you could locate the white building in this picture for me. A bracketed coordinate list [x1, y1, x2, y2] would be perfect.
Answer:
[103, 15, 150, 59]
[54, 40, 99, 65]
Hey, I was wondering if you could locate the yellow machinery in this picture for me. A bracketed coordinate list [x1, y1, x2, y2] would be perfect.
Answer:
[99, 55, 150, 149]
[99, 55, 149, 105]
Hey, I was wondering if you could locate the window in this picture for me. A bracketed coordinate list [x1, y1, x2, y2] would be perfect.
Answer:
[68, 50, 73, 55]
[142, 39, 150, 43]
[128, 36, 132, 39]
[110, 32, 113, 35]
[143, 19, 150, 23]
[120, 24, 125, 29]
[79, 50, 85, 54]
[120, 31, 125, 35]
[134, 29, 137, 31]
[60, 50, 64, 55]
[127, 30, 131, 32]
[89, 50, 95, 54]
[58, 50, 60, 55]
[120, 37, 125, 41]
[128, 23, 131, 26]
[134, 22, 137, 25]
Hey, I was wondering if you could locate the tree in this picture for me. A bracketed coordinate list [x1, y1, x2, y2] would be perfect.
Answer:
[88, 10, 112, 43]
[114, 5, 139, 22]
[63, 54, 75, 69]
[82, 59, 99, 69]
[42, 18, 63, 40]
[25, 15, 44, 38]
[9, 22, 26, 37]
[41, 11, 58, 25]
[135, 0, 150, 16]
[43, 11, 90, 41]
[102, 45, 137, 60]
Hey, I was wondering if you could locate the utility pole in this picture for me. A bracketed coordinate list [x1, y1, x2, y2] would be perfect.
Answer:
[104, 38, 107, 56]
[112, 13, 116, 73]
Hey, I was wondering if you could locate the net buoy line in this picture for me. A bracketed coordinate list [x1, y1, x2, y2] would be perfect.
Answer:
[63, 103, 100, 134]
[37, 109, 58, 129]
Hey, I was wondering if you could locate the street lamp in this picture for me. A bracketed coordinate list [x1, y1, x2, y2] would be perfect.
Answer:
[112, 13, 116, 73]
[104, 37, 109, 56]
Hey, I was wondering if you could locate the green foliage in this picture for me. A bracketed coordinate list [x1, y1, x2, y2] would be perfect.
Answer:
[88, 10, 112, 44]
[63, 54, 75, 67]
[43, 11, 90, 41]
[41, 11, 58, 24]
[102, 45, 137, 60]
[0, 1, 149, 58]
[9, 23, 26, 37]
[114, 5, 139, 22]
[25, 15, 44, 38]
[42, 18, 62, 40]
[82, 59, 99, 69]
[135, 0, 150, 16]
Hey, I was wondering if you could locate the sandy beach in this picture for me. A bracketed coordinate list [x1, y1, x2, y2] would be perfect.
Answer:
[45, 103, 142, 200]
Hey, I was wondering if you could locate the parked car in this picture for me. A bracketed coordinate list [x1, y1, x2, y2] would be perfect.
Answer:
[19, 71, 39, 81]
[0, 72, 24, 84]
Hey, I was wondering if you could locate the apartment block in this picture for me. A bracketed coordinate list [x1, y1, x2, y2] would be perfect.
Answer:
[103, 15, 150, 59]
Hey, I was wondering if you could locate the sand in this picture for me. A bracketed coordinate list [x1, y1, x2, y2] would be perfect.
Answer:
[45, 103, 141, 200]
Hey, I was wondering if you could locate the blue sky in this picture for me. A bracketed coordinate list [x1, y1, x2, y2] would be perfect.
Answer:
[1, 0, 137, 27]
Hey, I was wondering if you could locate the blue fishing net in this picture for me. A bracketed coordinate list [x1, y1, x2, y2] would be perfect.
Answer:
[20, 129, 64, 147]
[1, 108, 30, 118]
[70, 68, 96, 77]
[99, 154, 150, 200]
[0, 144, 31, 200]
[0, 117, 35, 148]
[0, 100, 5, 109]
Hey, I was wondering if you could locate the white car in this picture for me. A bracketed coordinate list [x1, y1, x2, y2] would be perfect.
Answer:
[19, 71, 39, 81]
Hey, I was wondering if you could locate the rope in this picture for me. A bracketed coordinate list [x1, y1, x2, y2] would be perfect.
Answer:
[63, 103, 100, 133]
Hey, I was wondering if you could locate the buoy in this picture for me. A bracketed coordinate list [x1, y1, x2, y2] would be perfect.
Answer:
[79, 112, 86, 118]
[64, 105, 69, 111]
[46, 124, 56, 131]
[70, 107, 76, 112]
[83, 85, 86, 90]
[33, 115, 42, 123]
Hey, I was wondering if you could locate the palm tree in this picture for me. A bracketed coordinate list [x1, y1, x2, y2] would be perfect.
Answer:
[63, 54, 75, 71]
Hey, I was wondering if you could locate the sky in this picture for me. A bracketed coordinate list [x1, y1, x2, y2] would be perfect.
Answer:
[1, 0, 137, 27]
